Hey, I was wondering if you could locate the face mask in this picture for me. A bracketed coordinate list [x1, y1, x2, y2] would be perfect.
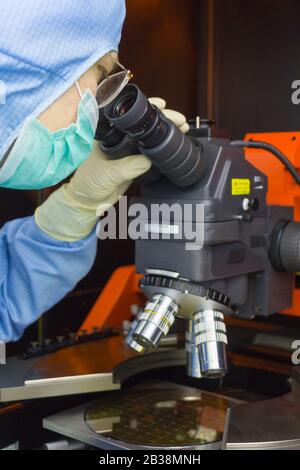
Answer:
[0, 82, 99, 189]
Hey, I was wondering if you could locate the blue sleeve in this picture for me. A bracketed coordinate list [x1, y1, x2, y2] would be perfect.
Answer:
[0, 216, 97, 342]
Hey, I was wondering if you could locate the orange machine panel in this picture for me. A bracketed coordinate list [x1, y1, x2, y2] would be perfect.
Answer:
[80, 265, 145, 333]
[245, 131, 300, 316]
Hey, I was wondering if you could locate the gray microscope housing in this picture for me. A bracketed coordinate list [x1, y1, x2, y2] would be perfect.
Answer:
[134, 134, 293, 320]
[128, 132, 296, 379]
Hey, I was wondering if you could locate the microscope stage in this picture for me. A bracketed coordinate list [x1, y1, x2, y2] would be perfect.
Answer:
[43, 383, 238, 450]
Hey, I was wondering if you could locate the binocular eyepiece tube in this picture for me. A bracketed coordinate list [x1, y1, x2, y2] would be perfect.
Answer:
[96, 84, 206, 188]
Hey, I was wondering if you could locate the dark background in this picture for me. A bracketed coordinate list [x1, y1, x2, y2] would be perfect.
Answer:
[3, 0, 300, 353]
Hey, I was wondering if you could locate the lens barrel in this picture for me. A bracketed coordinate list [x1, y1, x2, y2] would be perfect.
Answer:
[194, 310, 228, 378]
[104, 84, 205, 188]
[125, 319, 145, 353]
[95, 108, 125, 147]
[131, 294, 178, 349]
[186, 319, 203, 378]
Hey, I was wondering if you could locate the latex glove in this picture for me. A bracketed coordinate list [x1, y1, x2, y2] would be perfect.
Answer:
[35, 99, 189, 241]
[35, 142, 151, 241]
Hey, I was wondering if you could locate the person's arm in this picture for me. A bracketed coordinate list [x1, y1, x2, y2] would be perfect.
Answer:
[0, 99, 187, 342]
[0, 216, 97, 342]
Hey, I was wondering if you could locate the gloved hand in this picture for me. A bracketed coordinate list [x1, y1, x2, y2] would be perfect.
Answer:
[35, 98, 189, 242]
[35, 143, 151, 241]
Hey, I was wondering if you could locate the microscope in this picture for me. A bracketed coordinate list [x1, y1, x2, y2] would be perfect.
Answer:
[96, 84, 300, 380]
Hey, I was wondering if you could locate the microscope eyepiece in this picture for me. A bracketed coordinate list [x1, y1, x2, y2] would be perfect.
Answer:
[97, 84, 206, 188]
[114, 95, 137, 118]
[105, 84, 169, 147]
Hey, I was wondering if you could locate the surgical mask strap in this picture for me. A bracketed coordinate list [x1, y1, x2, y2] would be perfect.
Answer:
[75, 81, 84, 99]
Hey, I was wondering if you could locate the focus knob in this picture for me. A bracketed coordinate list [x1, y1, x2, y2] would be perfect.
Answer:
[280, 221, 300, 273]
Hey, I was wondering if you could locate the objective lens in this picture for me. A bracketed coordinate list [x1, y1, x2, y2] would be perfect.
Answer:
[131, 294, 179, 350]
[194, 310, 228, 378]
[186, 320, 202, 379]
[125, 319, 145, 353]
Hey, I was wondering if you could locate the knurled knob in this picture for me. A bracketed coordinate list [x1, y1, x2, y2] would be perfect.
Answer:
[280, 221, 300, 273]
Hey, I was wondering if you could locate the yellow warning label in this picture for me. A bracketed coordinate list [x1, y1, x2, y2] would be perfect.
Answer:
[231, 178, 250, 196]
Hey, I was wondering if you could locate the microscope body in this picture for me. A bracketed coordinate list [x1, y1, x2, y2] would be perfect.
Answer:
[97, 84, 298, 378]
[134, 135, 293, 320]
[129, 134, 294, 378]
